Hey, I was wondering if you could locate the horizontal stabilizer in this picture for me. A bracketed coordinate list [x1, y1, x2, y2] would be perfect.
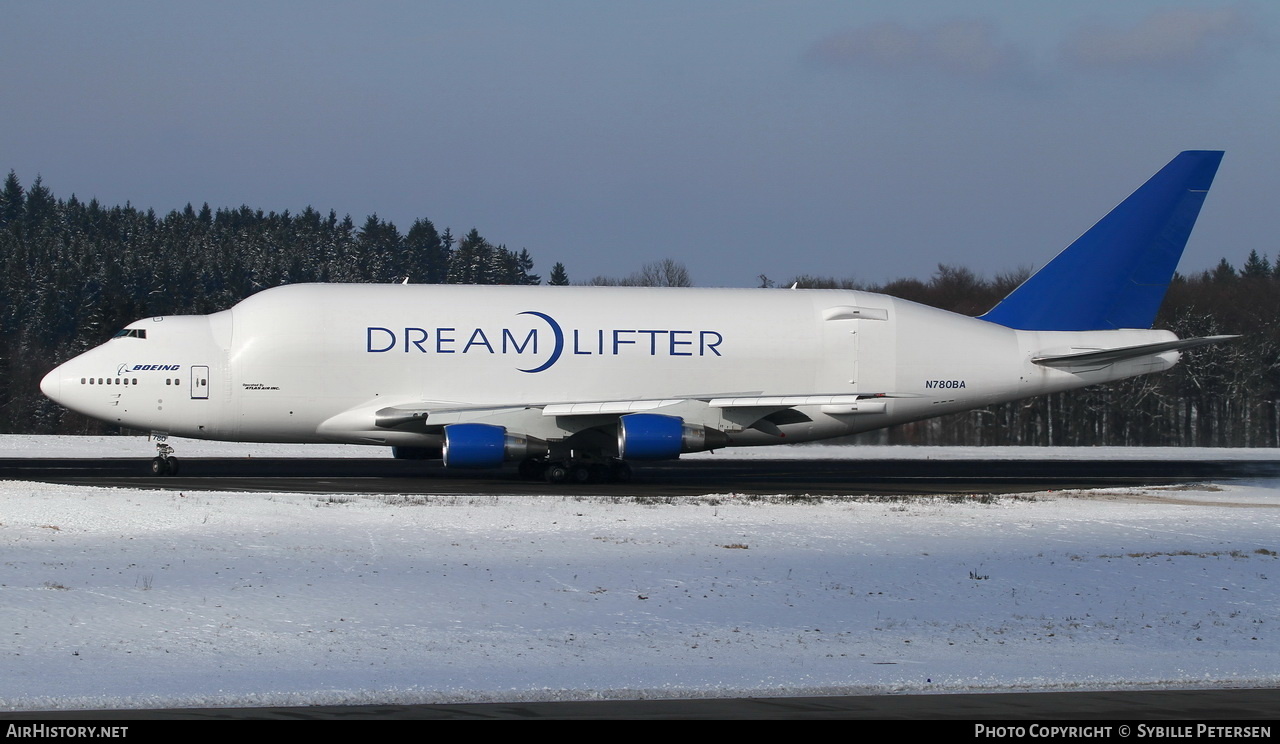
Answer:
[1032, 335, 1238, 368]
[981, 151, 1223, 331]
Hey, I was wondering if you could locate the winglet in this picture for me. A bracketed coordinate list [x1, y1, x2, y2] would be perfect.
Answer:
[980, 151, 1223, 331]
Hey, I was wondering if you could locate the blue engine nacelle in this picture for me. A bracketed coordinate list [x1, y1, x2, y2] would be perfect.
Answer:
[443, 423, 548, 469]
[617, 413, 728, 460]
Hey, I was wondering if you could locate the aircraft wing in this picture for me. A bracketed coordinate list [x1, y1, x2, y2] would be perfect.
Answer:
[542, 394, 896, 416]
[373, 393, 897, 425]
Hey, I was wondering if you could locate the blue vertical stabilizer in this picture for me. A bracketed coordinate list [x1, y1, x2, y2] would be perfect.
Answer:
[979, 151, 1223, 331]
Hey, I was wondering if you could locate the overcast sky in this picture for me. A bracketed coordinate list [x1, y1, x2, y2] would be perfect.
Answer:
[4, 1, 1276, 287]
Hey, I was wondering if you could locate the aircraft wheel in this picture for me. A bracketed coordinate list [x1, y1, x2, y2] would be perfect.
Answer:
[150, 457, 170, 476]
[569, 464, 592, 484]
[545, 464, 570, 484]
[166, 456, 180, 476]
[610, 461, 633, 483]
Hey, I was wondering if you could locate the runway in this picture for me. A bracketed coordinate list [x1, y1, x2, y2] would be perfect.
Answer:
[3, 456, 1279, 496]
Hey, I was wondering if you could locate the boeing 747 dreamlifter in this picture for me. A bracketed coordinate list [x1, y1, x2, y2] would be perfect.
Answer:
[41, 151, 1234, 482]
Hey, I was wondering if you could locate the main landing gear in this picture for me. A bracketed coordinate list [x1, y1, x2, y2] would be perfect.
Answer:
[518, 457, 632, 485]
[150, 441, 180, 476]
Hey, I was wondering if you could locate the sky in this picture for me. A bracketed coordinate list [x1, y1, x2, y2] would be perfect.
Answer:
[3, 1, 1277, 288]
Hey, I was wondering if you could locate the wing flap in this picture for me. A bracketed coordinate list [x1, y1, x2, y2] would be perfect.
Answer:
[542, 400, 690, 416]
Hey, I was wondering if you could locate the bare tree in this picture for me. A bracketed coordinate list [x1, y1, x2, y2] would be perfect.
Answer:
[587, 258, 693, 287]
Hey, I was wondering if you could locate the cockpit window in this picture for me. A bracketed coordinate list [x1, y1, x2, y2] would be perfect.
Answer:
[112, 328, 147, 339]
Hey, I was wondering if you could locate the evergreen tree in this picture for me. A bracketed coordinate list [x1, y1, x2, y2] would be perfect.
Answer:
[548, 261, 570, 285]
[1, 171, 24, 230]
[358, 214, 402, 281]
[487, 244, 519, 284]
[447, 228, 492, 284]
[23, 175, 55, 236]
[1242, 249, 1271, 279]
[406, 218, 449, 283]
[1212, 258, 1236, 283]
[515, 248, 539, 285]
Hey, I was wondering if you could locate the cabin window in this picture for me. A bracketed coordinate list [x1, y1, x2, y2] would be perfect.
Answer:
[111, 329, 147, 339]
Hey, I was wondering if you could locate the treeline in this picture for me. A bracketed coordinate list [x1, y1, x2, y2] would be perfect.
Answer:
[2, 171, 1276, 445]
[791, 261, 1280, 447]
[0, 172, 569, 433]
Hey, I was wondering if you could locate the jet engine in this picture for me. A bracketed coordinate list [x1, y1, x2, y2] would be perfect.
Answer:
[617, 413, 729, 460]
[442, 423, 548, 469]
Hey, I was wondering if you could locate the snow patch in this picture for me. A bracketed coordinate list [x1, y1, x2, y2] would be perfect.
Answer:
[2, 439, 1279, 711]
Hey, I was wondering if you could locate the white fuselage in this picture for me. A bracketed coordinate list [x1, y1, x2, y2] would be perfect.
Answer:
[41, 283, 1178, 455]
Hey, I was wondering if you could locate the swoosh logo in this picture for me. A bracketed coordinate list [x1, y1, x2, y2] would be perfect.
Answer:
[516, 311, 564, 373]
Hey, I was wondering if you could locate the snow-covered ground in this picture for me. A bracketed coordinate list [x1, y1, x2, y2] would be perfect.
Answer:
[2, 437, 1279, 712]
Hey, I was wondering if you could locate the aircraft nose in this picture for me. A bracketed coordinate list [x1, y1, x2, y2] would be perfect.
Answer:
[40, 366, 62, 403]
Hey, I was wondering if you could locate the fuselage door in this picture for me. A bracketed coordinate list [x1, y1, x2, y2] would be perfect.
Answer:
[819, 302, 893, 393]
[191, 365, 210, 400]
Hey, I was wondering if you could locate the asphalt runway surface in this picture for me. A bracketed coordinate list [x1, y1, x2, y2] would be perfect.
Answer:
[4, 456, 1280, 496]
[4, 455, 1278, 720]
